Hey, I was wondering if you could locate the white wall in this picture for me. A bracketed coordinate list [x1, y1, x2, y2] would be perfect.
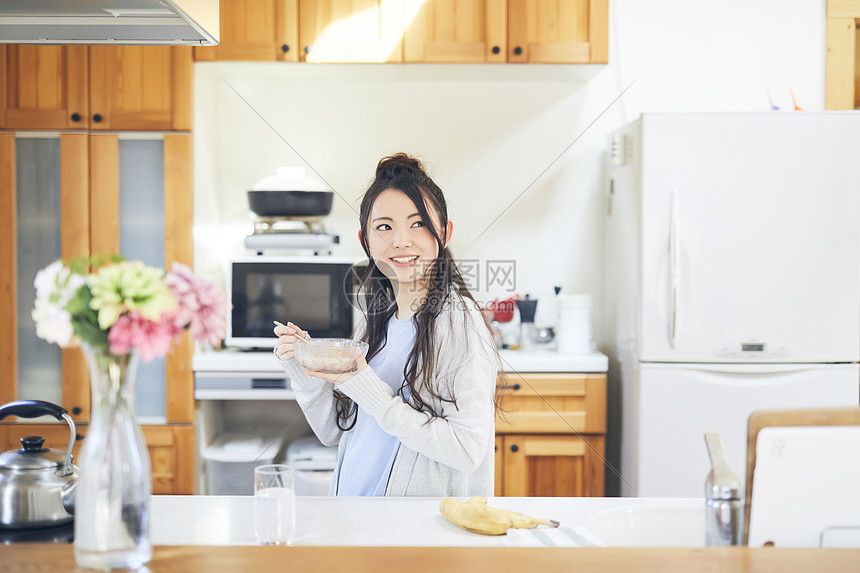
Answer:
[193, 0, 826, 494]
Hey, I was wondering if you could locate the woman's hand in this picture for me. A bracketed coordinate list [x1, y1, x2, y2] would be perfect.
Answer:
[302, 347, 369, 385]
[273, 320, 306, 361]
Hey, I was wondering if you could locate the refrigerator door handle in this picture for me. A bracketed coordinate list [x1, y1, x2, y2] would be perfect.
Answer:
[673, 363, 834, 375]
[669, 189, 680, 348]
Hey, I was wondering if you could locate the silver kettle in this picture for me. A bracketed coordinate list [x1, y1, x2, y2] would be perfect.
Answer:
[0, 400, 78, 529]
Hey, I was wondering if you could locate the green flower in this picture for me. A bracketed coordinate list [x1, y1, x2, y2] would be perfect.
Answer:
[88, 261, 177, 330]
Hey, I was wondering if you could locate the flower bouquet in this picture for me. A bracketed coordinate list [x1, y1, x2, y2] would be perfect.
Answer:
[32, 255, 227, 361]
[31, 256, 227, 570]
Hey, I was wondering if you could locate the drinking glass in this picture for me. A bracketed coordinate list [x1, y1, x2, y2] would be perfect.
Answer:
[254, 464, 296, 545]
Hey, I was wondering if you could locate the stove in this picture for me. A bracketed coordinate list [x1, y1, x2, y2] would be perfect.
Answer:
[244, 216, 339, 255]
[0, 522, 74, 544]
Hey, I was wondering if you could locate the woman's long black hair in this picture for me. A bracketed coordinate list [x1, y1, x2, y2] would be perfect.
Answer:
[333, 153, 492, 431]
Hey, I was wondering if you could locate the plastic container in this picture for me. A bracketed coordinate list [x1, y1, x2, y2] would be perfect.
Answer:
[556, 294, 594, 355]
[286, 436, 337, 496]
[203, 433, 284, 495]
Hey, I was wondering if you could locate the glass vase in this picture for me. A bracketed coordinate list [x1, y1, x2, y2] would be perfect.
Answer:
[74, 345, 152, 570]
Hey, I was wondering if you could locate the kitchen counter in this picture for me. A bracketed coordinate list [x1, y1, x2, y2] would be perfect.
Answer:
[3, 545, 857, 573]
[193, 349, 607, 399]
[6, 495, 860, 572]
[149, 495, 686, 546]
[193, 349, 608, 374]
[5, 497, 858, 572]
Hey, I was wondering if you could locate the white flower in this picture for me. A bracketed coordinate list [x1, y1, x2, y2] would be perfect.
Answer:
[32, 299, 75, 346]
[34, 260, 65, 299]
[31, 261, 85, 347]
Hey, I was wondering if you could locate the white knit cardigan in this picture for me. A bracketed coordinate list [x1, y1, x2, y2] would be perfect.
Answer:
[277, 294, 499, 496]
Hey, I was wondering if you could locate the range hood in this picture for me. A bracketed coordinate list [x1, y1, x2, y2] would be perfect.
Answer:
[0, 0, 219, 45]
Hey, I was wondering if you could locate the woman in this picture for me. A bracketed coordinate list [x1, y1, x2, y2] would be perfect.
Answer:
[274, 153, 499, 496]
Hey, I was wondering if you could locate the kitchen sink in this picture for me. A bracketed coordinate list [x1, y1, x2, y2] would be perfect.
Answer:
[587, 504, 706, 547]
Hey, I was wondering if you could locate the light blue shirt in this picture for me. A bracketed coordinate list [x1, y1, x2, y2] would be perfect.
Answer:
[336, 315, 415, 496]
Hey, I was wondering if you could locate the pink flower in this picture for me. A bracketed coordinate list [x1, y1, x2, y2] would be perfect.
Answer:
[166, 263, 228, 347]
[108, 311, 180, 363]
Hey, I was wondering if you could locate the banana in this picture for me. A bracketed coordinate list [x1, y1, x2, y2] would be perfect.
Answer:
[439, 496, 560, 535]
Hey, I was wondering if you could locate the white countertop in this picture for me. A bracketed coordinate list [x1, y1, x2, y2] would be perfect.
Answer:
[150, 495, 698, 547]
[192, 349, 608, 374]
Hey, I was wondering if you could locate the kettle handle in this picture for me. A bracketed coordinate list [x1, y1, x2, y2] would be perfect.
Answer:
[0, 400, 68, 421]
[0, 400, 76, 477]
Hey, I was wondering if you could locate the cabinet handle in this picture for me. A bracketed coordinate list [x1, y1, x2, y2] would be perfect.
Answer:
[72, 407, 82, 415]
[92, 114, 103, 123]
[510, 444, 519, 453]
[75, 433, 84, 441]
[281, 44, 290, 53]
[491, 46, 500, 55]
[304, 46, 311, 54]
[513, 46, 523, 56]
[70, 113, 81, 122]
[499, 384, 521, 390]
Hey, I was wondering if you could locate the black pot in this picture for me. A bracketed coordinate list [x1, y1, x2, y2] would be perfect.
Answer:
[248, 190, 334, 218]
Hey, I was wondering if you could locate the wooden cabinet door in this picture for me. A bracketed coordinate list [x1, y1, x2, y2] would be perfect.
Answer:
[299, 0, 404, 62]
[1, 45, 192, 131]
[87, 133, 195, 423]
[194, 0, 299, 62]
[0, 45, 89, 130]
[0, 133, 193, 422]
[88, 46, 193, 131]
[0, 133, 90, 416]
[507, 0, 608, 63]
[404, 0, 506, 62]
[142, 425, 196, 495]
[502, 434, 604, 497]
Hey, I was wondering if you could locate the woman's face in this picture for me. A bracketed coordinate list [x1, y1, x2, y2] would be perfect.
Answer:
[364, 188, 451, 291]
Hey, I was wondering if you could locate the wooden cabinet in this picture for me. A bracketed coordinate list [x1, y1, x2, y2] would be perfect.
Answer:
[0, 423, 195, 494]
[404, 0, 507, 63]
[193, 0, 403, 63]
[495, 372, 606, 496]
[299, 0, 405, 62]
[87, 46, 192, 131]
[825, 0, 860, 109]
[193, 0, 299, 62]
[0, 132, 194, 424]
[406, 0, 607, 63]
[0, 46, 88, 130]
[0, 45, 192, 131]
[0, 131, 195, 492]
[190, 0, 608, 64]
[508, 0, 608, 63]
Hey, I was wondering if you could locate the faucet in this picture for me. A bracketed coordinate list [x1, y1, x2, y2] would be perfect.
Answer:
[704, 432, 744, 546]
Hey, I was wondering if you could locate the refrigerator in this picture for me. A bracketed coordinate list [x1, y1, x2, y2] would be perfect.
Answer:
[603, 113, 860, 497]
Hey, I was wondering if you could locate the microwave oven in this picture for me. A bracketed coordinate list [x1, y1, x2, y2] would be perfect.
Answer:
[227, 256, 358, 349]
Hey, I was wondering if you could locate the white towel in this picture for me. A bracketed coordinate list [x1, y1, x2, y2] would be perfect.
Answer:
[504, 526, 606, 547]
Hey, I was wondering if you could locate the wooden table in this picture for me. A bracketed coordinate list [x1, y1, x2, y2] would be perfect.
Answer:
[1, 545, 858, 572]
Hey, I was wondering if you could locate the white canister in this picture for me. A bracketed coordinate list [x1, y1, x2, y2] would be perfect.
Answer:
[556, 294, 594, 355]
